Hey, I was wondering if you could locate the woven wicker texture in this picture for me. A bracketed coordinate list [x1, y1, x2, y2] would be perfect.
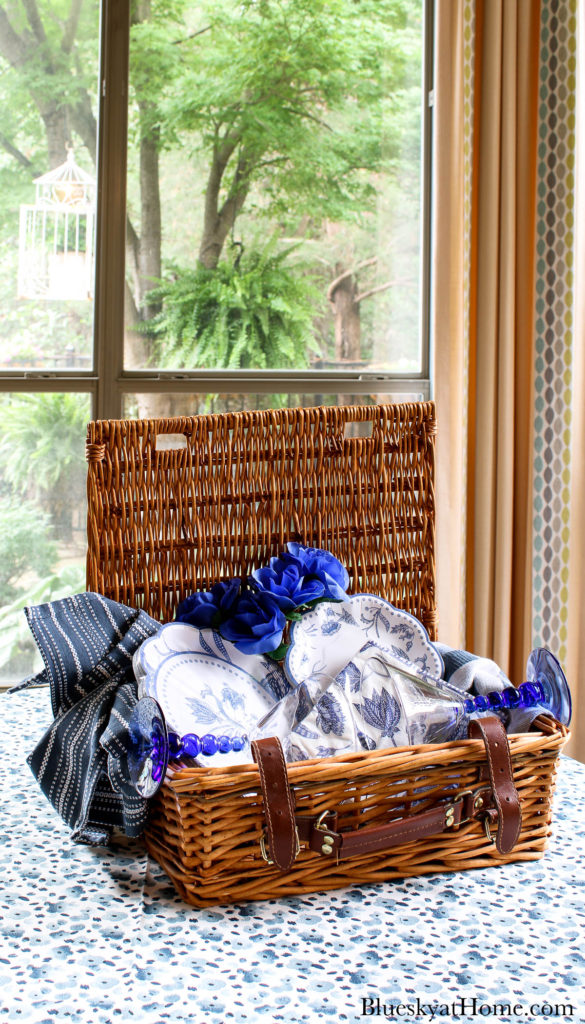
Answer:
[85, 402, 568, 907]
[144, 716, 567, 907]
[86, 402, 438, 636]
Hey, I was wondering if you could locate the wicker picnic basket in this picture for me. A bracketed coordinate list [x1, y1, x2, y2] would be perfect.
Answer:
[86, 402, 569, 907]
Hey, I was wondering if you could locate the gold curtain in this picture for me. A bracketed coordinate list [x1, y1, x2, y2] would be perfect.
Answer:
[433, 7, 577, 683]
[432, 0, 468, 652]
[434, 0, 540, 676]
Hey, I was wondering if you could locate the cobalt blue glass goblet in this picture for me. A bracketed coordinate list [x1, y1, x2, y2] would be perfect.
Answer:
[127, 696, 248, 797]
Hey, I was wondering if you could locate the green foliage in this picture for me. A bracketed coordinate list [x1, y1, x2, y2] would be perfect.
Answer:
[0, 392, 89, 499]
[0, 0, 425, 376]
[0, 495, 57, 604]
[3, 0, 99, 112]
[146, 241, 321, 369]
[0, 563, 85, 673]
[0, 392, 90, 549]
[159, 0, 415, 230]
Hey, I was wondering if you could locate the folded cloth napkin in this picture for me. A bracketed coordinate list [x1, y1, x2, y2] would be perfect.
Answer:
[18, 592, 159, 846]
[435, 642, 543, 733]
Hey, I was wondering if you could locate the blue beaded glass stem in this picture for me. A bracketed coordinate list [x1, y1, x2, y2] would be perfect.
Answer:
[462, 681, 545, 716]
[167, 730, 247, 759]
[142, 725, 247, 773]
[385, 646, 571, 727]
[459, 648, 571, 726]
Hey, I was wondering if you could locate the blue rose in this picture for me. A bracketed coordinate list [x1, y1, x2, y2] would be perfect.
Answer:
[282, 543, 349, 602]
[176, 578, 241, 629]
[251, 560, 325, 612]
[220, 590, 286, 655]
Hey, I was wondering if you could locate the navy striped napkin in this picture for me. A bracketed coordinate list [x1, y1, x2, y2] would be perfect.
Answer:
[20, 592, 159, 846]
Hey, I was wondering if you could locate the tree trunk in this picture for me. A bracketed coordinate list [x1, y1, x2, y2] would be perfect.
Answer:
[330, 264, 361, 363]
[138, 114, 162, 317]
[41, 108, 68, 169]
[198, 144, 250, 269]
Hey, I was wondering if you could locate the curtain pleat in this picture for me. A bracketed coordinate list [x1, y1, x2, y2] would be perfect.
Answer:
[466, 0, 540, 683]
[433, 0, 467, 648]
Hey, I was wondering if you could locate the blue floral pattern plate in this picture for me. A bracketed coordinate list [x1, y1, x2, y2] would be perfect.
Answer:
[134, 622, 290, 702]
[147, 651, 275, 766]
[284, 595, 444, 689]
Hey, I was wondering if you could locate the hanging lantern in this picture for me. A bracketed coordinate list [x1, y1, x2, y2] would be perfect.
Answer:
[18, 148, 96, 301]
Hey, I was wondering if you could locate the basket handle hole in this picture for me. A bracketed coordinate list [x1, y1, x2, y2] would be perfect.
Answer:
[155, 433, 188, 451]
[343, 418, 375, 440]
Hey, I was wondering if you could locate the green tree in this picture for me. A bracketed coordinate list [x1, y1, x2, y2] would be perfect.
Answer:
[0, 0, 423, 371]
[157, 0, 407, 268]
[129, 0, 420, 364]
[0, 1, 98, 170]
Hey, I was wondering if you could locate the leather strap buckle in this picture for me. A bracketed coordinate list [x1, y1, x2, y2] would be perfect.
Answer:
[451, 785, 499, 842]
[314, 810, 337, 856]
[260, 827, 301, 865]
[483, 815, 497, 844]
[451, 785, 495, 827]
[468, 717, 522, 854]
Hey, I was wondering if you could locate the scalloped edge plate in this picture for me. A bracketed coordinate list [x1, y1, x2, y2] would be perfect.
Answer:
[134, 622, 290, 702]
[285, 595, 444, 689]
[149, 650, 275, 766]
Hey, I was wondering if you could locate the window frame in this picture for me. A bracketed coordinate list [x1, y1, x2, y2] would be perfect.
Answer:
[0, 0, 435, 419]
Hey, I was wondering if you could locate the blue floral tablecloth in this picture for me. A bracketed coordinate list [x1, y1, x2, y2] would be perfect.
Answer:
[1, 690, 584, 1024]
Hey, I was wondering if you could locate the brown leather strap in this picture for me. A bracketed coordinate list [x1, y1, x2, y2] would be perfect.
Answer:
[295, 813, 338, 841]
[254, 716, 521, 870]
[302, 785, 496, 860]
[468, 716, 522, 853]
[251, 737, 298, 870]
[309, 801, 465, 859]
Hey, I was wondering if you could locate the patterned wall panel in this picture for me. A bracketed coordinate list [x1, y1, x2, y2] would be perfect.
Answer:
[532, 0, 577, 660]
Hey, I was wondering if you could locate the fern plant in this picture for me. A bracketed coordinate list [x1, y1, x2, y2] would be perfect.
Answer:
[145, 241, 321, 370]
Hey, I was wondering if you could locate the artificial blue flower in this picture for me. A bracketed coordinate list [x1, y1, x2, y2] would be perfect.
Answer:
[176, 578, 241, 629]
[220, 590, 286, 655]
[282, 543, 349, 602]
[250, 561, 325, 612]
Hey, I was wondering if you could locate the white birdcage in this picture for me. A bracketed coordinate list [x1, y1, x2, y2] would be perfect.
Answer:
[18, 148, 96, 301]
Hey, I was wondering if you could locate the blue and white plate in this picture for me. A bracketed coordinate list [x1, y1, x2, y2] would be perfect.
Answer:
[134, 622, 290, 702]
[285, 595, 443, 689]
[148, 651, 276, 766]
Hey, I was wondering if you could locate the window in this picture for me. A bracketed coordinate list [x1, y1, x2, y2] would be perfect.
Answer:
[0, 1, 100, 683]
[0, 0, 432, 682]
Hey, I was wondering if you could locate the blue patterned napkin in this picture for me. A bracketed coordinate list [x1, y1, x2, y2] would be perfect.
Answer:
[14, 593, 159, 845]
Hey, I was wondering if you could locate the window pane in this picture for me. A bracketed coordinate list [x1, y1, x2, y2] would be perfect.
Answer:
[0, 2, 99, 371]
[124, 0, 425, 375]
[0, 393, 90, 684]
[123, 392, 424, 420]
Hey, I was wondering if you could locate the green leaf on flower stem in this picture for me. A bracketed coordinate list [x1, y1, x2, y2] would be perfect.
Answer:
[304, 597, 342, 610]
[285, 610, 303, 621]
[268, 642, 290, 662]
